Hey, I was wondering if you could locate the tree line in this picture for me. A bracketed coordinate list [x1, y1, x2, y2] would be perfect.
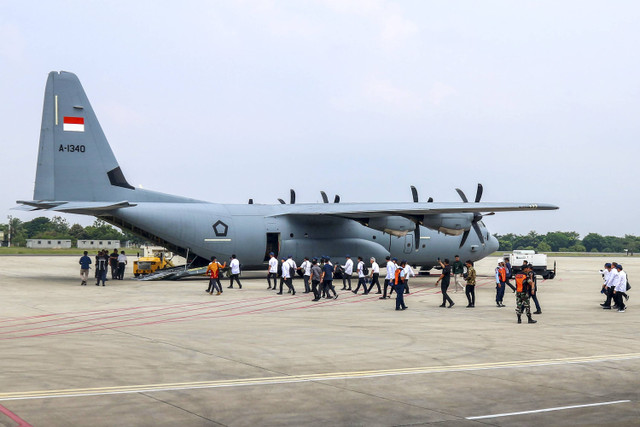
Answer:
[495, 231, 640, 253]
[1, 216, 145, 247]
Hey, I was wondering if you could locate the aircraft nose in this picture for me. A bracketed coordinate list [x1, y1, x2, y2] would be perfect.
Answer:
[487, 234, 499, 254]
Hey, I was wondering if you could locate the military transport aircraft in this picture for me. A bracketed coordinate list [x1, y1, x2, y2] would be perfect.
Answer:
[17, 71, 558, 272]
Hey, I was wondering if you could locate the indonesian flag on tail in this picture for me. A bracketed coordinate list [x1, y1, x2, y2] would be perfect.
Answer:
[63, 116, 84, 132]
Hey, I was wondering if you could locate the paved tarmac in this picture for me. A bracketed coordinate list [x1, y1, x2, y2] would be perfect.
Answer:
[0, 255, 638, 426]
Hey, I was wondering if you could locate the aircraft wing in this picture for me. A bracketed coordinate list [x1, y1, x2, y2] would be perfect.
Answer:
[267, 202, 558, 219]
[15, 200, 136, 214]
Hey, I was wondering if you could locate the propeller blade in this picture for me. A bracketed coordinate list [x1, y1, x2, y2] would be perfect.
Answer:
[290, 189, 296, 204]
[320, 191, 329, 203]
[459, 229, 470, 248]
[455, 188, 468, 203]
[414, 224, 420, 250]
[472, 221, 485, 244]
[277, 198, 286, 205]
[248, 199, 254, 204]
[410, 185, 418, 203]
[427, 197, 433, 203]
[474, 183, 483, 203]
[334, 194, 340, 203]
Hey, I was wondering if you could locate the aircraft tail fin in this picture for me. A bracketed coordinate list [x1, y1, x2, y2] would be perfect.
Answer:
[34, 71, 135, 202]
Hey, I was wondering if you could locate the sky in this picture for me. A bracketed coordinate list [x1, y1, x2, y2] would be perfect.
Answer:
[1, 0, 639, 237]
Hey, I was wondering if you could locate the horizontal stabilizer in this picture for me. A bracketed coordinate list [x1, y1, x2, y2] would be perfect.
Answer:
[16, 200, 136, 214]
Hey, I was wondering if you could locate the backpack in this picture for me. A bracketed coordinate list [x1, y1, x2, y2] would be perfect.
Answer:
[362, 265, 369, 275]
[334, 264, 344, 279]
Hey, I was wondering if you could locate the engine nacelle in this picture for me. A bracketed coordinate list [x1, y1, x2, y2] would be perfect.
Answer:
[422, 213, 473, 236]
[365, 216, 415, 237]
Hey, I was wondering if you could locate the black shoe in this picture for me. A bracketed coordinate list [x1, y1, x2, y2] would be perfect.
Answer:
[277, 292, 283, 295]
[439, 304, 446, 308]
[528, 317, 537, 324]
[602, 306, 611, 309]
[292, 291, 296, 296]
[379, 297, 385, 300]
[341, 287, 346, 290]
[348, 288, 352, 291]
[102, 284, 105, 286]
[401, 306, 407, 310]
[363, 292, 369, 295]
[600, 303, 607, 307]
[375, 291, 381, 294]
[227, 286, 233, 289]
[448, 302, 455, 308]
[334, 294, 339, 299]
[312, 298, 320, 301]
[517, 315, 522, 324]
[239, 285, 242, 289]
[267, 286, 271, 289]
[352, 290, 357, 294]
[466, 304, 472, 308]
[533, 310, 542, 314]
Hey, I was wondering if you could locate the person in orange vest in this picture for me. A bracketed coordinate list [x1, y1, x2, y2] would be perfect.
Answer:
[515, 265, 537, 324]
[393, 260, 408, 310]
[206, 256, 226, 295]
[495, 261, 507, 307]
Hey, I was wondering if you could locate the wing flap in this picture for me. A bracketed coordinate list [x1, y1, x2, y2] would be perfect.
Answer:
[266, 202, 558, 219]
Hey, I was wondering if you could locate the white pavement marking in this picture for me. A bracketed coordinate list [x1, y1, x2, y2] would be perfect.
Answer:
[1, 353, 639, 402]
[466, 400, 631, 420]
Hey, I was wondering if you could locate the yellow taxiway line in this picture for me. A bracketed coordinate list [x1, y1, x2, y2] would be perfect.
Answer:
[1, 352, 639, 401]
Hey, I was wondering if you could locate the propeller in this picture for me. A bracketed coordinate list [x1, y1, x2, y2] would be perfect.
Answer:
[320, 191, 340, 203]
[290, 189, 296, 204]
[410, 185, 419, 203]
[248, 199, 254, 204]
[277, 198, 286, 205]
[408, 186, 425, 250]
[456, 184, 492, 248]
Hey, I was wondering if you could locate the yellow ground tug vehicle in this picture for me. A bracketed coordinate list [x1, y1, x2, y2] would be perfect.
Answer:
[133, 246, 175, 277]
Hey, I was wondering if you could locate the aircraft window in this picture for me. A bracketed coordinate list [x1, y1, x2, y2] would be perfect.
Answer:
[304, 233, 308, 238]
[422, 244, 425, 248]
[372, 236, 376, 239]
[290, 233, 294, 238]
[407, 243, 410, 247]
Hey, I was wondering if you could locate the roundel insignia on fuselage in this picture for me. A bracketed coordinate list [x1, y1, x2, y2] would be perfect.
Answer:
[213, 220, 229, 237]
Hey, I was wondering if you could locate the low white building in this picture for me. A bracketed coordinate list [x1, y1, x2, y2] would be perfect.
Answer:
[26, 239, 72, 249]
[77, 240, 121, 249]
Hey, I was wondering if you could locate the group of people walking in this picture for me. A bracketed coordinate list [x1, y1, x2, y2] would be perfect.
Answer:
[600, 262, 630, 312]
[78, 249, 127, 286]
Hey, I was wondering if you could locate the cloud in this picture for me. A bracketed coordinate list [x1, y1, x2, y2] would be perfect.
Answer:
[331, 76, 423, 114]
[0, 22, 26, 65]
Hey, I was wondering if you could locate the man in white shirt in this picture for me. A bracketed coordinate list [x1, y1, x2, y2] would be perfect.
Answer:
[614, 264, 627, 312]
[267, 252, 278, 289]
[353, 256, 367, 294]
[367, 257, 381, 294]
[341, 255, 354, 291]
[300, 256, 312, 293]
[286, 255, 297, 293]
[116, 250, 127, 280]
[278, 256, 296, 295]
[228, 254, 242, 289]
[381, 256, 396, 300]
[601, 263, 617, 309]
[403, 263, 415, 294]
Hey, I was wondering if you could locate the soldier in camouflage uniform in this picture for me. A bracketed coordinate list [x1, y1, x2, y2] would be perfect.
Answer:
[515, 265, 537, 324]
